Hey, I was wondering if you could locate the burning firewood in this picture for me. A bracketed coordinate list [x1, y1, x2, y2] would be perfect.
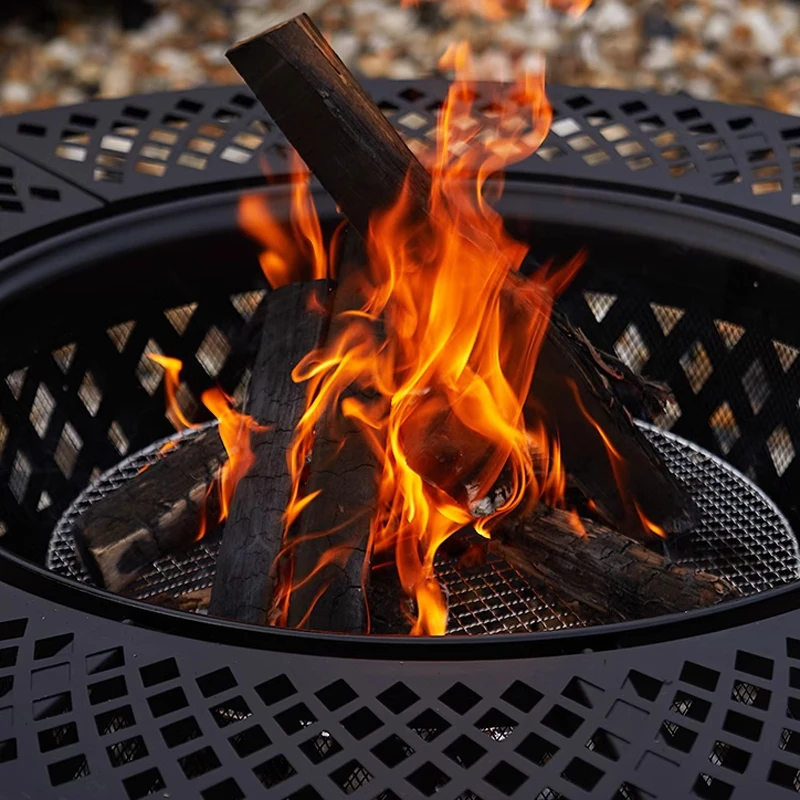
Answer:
[272, 232, 382, 633]
[208, 279, 333, 624]
[226, 14, 697, 542]
[73, 426, 225, 593]
[490, 509, 740, 621]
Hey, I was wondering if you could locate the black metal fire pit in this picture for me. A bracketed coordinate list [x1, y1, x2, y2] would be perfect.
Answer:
[1, 81, 800, 799]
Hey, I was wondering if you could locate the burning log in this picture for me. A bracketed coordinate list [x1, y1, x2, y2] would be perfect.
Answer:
[226, 14, 697, 539]
[277, 233, 383, 633]
[490, 509, 740, 621]
[73, 426, 225, 593]
[208, 280, 332, 624]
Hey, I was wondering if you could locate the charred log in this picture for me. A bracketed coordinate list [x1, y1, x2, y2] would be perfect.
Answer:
[226, 13, 697, 538]
[209, 280, 333, 625]
[490, 509, 739, 622]
[73, 426, 225, 593]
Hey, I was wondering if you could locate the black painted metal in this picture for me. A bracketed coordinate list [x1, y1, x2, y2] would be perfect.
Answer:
[1, 82, 800, 798]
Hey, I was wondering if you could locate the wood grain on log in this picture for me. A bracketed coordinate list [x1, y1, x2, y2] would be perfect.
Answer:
[209, 280, 332, 624]
[490, 509, 739, 622]
[73, 426, 225, 593]
[282, 233, 380, 632]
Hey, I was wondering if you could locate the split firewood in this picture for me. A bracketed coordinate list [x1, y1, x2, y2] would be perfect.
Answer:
[73, 426, 225, 593]
[278, 232, 383, 633]
[209, 280, 333, 624]
[226, 14, 698, 540]
[490, 509, 740, 622]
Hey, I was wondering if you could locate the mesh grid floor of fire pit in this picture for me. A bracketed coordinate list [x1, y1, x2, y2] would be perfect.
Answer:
[47, 419, 799, 635]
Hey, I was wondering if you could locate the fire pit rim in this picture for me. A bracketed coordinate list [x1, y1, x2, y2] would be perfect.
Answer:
[3, 179, 800, 308]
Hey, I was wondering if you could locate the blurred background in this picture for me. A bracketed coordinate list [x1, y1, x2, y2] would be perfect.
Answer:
[1, 0, 798, 117]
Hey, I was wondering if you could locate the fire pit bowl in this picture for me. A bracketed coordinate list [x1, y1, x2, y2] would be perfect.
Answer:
[1, 82, 800, 798]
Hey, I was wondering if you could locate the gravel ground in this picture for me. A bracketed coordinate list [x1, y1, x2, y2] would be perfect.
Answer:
[1, 0, 799, 116]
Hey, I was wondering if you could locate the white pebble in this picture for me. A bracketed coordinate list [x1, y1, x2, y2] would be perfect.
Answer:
[738, 7, 782, 57]
[704, 12, 732, 45]
[0, 81, 33, 106]
[686, 76, 715, 100]
[592, 0, 635, 34]
[44, 38, 82, 69]
[642, 37, 676, 72]
[578, 31, 607, 71]
[772, 57, 800, 80]
[330, 31, 360, 66]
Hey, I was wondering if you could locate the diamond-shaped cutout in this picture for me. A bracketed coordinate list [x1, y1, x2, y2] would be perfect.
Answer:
[371, 734, 414, 767]
[584, 291, 616, 323]
[614, 323, 649, 373]
[254, 754, 296, 789]
[274, 702, 316, 735]
[161, 716, 202, 748]
[229, 724, 270, 758]
[659, 720, 698, 752]
[178, 746, 220, 779]
[123, 767, 165, 799]
[551, 117, 581, 137]
[408, 708, 450, 741]
[774, 340, 799, 372]
[709, 402, 740, 456]
[742, 359, 770, 414]
[136, 339, 164, 395]
[542, 704, 584, 737]
[107, 735, 148, 767]
[341, 706, 382, 740]
[108, 421, 129, 456]
[586, 728, 628, 760]
[502, 680, 543, 713]
[440, 682, 481, 715]
[52, 344, 76, 373]
[516, 731, 558, 766]
[715, 320, 745, 350]
[650, 303, 684, 336]
[5, 368, 27, 400]
[230, 290, 265, 321]
[680, 341, 712, 394]
[53, 423, 82, 478]
[78, 371, 102, 417]
[476, 708, 518, 741]
[732, 680, 770, 710]
[210, 696, 251, 727]
[444, 734, 485, 768]
[107, 320, 135, 353]
[164, 303, 197, 335]
[7, 451, 30, 502]
[768, 424, 795, 476]
[709, 740, 751, 773]
[29, 384, 55, 437]
[407, 761, 450, 797]
[330, 759, 373, 793]
[255, 673, 296, 706]
[299, 730, 341, 764]
[484, 760, 527, 795]
[377, 682, 419, 714]
[196, 327, 230, 378]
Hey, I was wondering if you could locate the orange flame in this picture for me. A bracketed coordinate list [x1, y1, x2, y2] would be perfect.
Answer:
[150, 356, 261, 533]
[238, 151, 332, 288]
[634, 502, 667, 539]
[236, 1, 595, 635]
[265, 42, 589, 637]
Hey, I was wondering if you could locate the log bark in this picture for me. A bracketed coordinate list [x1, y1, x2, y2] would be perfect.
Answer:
[73, 426, 225, 593]
[226, 14, 697, 538]
[281, 233, 381, 632]
[490, 509, 739, 622]
[209, 280, 332, 624]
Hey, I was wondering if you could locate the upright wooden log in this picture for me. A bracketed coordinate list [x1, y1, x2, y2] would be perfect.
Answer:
[490, 509, 740, 622]
[209, 280, 332, 624]
[281, 234, 381, 632]
[226, 14, 697, 538]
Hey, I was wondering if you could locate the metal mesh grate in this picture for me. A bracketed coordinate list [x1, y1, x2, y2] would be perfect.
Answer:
[47, 421, 798, 634]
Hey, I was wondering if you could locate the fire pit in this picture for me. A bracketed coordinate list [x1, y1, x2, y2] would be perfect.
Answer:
[1, 79, 800, 798]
